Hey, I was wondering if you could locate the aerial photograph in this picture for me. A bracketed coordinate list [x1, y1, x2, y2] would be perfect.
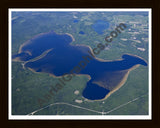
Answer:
[9, 9, 151, 119]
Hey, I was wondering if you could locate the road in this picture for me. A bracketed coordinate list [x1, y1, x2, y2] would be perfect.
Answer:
[27, 94, 148, 115]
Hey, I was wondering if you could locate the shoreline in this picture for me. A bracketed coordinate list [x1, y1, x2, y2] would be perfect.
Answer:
[14, 31, 75, 65]
[72, 42, 148, 64]
[49, 73, 91, 81]
[12, 57, 24, 62]
[24, 57, 142, 103]
[90, 64, 140, 102]
[23, 48, 53, 65]
[18, 31, 75, 54]
[16, 31, 147, 65]
[65, 33, 75, 42]
[18, 31, 55, 54]
[13, 31, 147, 102]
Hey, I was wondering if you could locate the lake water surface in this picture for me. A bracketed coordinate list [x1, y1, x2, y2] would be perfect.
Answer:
[92, 20, 109, 34]
[13, 31, 147, 100]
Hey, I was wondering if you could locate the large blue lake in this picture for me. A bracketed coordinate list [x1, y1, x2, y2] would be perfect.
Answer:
[12, 31, 147, 100]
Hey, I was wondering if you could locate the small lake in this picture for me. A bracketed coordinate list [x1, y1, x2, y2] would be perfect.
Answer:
[13, 31, 147, 100]
[79, 31, 85, 35]
[92, 20, 109, 34]
[73, 19, 79, 23]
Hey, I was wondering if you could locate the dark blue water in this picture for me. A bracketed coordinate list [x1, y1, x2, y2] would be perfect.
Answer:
[73, 19, 79, 23]
[13, 31, 147, 100]
[12, 31, 73, 61]
[79, 31, 85, 35]
[92, 20, 109, 34]
[82, 81, 110, 100]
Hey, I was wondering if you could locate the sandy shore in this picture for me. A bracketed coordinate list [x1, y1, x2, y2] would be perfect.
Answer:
[13, 31, 147, 103]
[65, 33, 75, 42]
[16, 31, 147, 65]
[23, 48, 53, 65]
[18, 31, 75, 54]
[92, 64, 140, 102]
